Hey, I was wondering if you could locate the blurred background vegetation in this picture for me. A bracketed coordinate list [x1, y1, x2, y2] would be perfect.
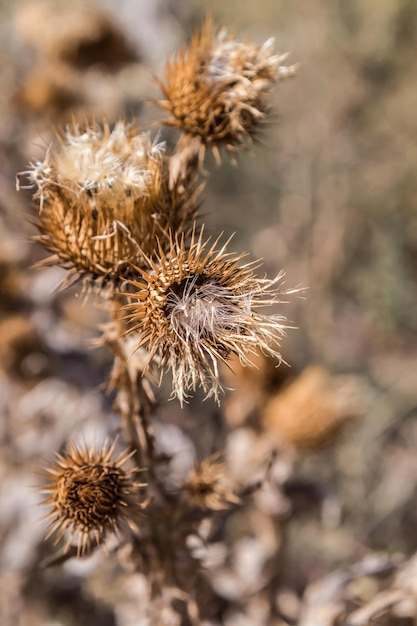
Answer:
[2, 0, 417, 624]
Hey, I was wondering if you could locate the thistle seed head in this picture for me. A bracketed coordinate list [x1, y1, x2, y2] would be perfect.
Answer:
[184, 456, 239, 510]
[123, 230, 288, 404]
[40, 439, 145, 557]
[157, 17, 296, 163]
[20, 120, 199, 286]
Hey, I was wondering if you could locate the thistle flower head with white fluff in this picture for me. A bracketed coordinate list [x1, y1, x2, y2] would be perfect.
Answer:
[123, 230, 289, 404]
[156, 17, 297, 168]
[19, 120, 199, 287]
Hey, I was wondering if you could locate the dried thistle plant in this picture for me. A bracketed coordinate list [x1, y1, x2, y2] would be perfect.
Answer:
[123, 229, 289, 404]
[40, 440, 145, 556]
[156, 17, 297, 178]
[17, 14, 298, 623]
[19, 120, 200, 288]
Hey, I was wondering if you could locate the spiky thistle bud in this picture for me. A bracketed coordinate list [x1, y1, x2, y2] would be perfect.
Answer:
[40, 440, 145, 557]
[123, 230, 289, 404]
[184, 455, 240, 510]
[19, 120, 199, 287]
[156, 17, 296, 170]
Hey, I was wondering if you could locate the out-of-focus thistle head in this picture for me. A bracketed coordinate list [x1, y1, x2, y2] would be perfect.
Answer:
[156, 17, 297, 168]
[19, 120, 200, 287]
[40, 440, 145, 557]
[184, 455, 240, 510]
[123, 229, 289, 405]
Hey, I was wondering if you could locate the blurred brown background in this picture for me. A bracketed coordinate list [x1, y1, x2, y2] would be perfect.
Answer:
[2, 0, 417, 624]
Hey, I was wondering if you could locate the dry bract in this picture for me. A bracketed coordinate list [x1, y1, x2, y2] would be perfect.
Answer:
[123, 230, 288, 404]
[20, 120, 199, 286]
[41, 440, 144, 556]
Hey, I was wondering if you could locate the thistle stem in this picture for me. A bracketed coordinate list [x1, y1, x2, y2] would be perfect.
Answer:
[106, 294, 156, 470]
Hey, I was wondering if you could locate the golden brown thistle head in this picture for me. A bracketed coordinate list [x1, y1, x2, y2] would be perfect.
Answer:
[123, 229, 289, 405]
[40, 439, 145, 557]
[262, 366, 365, 451]
[156, 18, 296, 169]
[19, 120, 199, 288]
[184, 455, 240, 511]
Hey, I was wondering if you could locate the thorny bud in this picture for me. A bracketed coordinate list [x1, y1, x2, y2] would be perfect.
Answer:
[123, 229, 289, 405]
[40, 439, 145, 557]
[156, 17, 297, 174]
[184, 455, 240, 510]
[18, 120, 199, 288]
